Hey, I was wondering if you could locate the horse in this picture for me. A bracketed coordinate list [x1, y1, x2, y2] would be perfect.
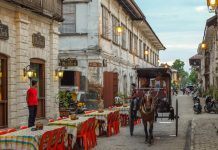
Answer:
[140, 90, 158, 144]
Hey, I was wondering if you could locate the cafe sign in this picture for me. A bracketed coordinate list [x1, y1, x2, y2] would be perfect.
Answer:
[89, 62, 102, 67]
[0, 21, 9, 40]
[59, 58, 78, 67]
[32, 32, 45, 48]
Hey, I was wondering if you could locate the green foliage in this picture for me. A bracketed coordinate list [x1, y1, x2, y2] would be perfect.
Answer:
[56, 90, 72, 109]
[171, 59, 189, 86]
[189, 69, 198, 84]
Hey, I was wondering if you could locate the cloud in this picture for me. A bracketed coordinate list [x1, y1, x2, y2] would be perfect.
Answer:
[195, 6, 208, 13]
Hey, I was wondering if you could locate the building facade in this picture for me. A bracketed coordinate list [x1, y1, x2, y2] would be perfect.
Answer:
[0, 0, 63, 128]
[190, 15, 218, 91]
[59, 0, 165, 107]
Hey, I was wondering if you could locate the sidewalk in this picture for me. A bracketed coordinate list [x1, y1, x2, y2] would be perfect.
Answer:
[191, 117, 218, 150]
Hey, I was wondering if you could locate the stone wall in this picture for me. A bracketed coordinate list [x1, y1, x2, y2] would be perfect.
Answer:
[0, 2, 59, 127]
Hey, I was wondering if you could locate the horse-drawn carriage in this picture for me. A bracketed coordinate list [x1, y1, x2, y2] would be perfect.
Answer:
[131, 67, 179, 144]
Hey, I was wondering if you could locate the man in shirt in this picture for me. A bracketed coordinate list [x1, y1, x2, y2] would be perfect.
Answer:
[129, 83, 141, 136]
[26, 80, 38, 127]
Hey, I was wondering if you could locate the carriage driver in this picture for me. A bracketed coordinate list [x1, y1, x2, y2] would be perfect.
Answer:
[129, 83, 141, 136]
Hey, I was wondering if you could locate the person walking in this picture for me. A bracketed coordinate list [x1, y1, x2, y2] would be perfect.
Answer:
[129, 83, 141, 136]
[26, 80, 38, 127]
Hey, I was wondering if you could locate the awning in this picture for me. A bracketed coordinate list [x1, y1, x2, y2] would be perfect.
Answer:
[189, 54, 203, 60]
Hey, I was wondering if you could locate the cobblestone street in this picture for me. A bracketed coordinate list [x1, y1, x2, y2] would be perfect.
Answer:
[94, 94, 194, 150]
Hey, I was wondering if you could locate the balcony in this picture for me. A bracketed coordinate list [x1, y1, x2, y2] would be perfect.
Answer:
[5, 0, 63, 22]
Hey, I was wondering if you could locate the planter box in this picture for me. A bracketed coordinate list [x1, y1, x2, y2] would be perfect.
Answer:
[59, 109, 70, 117]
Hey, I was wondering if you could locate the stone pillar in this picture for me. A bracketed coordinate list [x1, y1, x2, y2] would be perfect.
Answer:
[11, 12, 30, 127]
[47, 21, 59, 119]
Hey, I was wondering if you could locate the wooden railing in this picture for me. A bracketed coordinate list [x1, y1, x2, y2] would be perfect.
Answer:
[5, 0, 63, 21]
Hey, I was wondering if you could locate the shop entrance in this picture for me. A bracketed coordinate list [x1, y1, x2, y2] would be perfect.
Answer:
[0, 54, 7, 128]
[30, 59, 45, 119]
[103, 72, 118, 108]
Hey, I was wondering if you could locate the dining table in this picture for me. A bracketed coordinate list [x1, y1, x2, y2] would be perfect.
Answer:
[0, 126, 64, 150]
[113, 106, 130, 115]
[48, 116, 92, 148]
[84, 110, 119, 136]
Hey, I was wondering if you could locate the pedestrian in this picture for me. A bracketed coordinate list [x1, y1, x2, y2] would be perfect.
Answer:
[129, 83, 141, 136]
[26, 80, 38, 127]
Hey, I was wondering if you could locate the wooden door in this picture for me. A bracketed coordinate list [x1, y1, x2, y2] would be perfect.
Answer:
[103, 72, 119, 108]
[30, 59, 45, 119]
[74, 71, 81, 90]
[0, 54, 7, 128]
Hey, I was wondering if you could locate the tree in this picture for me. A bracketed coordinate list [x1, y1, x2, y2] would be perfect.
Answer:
[189, 69, 198, 85]
[171, 59, 189, 87]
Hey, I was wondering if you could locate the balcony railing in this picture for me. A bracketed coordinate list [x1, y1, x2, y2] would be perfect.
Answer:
[5, 0, 63, 21]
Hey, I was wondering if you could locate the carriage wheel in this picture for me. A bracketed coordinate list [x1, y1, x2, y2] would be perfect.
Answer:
[175, 99, 179, 136]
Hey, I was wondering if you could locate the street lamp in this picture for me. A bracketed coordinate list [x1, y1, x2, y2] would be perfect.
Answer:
[144, 50, 149, 55]
[201, 42, 207, 50]
[55, 67, 64, 79]
[115, 26, 124, 34]
[23, 65, 35, 79]
[207, 0, 218, 12]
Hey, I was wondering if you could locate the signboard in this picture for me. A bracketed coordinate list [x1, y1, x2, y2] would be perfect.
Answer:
[32, 32, 45, 48]
[0, 21, 9, 40]
[89, 62, 102, 67]
[59, 58, 78, 67]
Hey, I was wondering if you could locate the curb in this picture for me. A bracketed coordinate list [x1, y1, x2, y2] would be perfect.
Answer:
[190, 118, 196, 150]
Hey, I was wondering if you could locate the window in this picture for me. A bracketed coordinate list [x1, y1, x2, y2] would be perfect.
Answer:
[102, 6, 110, 39]
[112, 15, 119, 44]
[61, 71, 75, 86]
[139, 40, 142, 58]
[128, 30, 133, 52]
[60, 4, 76, 33]
[121, 24, 127, 49]
[133, 35, 138, 55]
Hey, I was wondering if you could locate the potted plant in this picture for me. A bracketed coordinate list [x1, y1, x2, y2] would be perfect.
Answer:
[56, 90, 74, 117]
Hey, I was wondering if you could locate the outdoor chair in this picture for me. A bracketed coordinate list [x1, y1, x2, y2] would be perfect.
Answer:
[56, 127, 66, 150]
[107, 113, 114, 137]
[20, 126, 28, 130]
[49, 119, 55, 122]
[39, 131, 52, 150]
[77, 120, 89, 150]
[7, 128, 17, 133]
[0, 130, 7, 135]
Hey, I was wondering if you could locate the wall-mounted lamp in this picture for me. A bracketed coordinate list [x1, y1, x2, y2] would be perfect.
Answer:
[23, 65, 35, 79]
[207, 0, 218, 12]
[0, 72, 2, 78]
[115, 26, 124, 34]
[55, 67, 64, 79]
[144, 50, 149, 55]
[201, 42, 207, 50]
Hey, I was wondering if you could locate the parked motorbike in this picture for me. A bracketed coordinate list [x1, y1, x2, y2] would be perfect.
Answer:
[193, 97, 202, 114]
[204, 96, 218, 113]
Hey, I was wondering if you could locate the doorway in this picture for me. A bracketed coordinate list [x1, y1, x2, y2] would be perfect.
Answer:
[0, 54, 7, 128]
[103, 72, 118, 108]
[30, 59, 45, 119]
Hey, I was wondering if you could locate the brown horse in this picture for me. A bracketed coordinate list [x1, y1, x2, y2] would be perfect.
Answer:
[140, 90, 158, 144]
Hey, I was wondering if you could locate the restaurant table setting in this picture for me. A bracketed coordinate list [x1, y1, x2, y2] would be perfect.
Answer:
[84, 109, 119, 136]
[0, 125, 64, 150]
[48, 116, 92, 148]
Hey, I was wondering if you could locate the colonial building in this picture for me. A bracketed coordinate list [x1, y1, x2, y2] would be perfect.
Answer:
[59, 0, 165, 107]
[0, 0, 63, 128]
[190, 15, 218, 91]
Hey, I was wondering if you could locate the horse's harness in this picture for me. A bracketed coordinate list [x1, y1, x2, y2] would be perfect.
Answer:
[140, 91, 158, 114]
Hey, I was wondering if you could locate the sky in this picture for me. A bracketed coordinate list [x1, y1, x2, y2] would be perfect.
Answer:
[135, 0, 213, 72]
